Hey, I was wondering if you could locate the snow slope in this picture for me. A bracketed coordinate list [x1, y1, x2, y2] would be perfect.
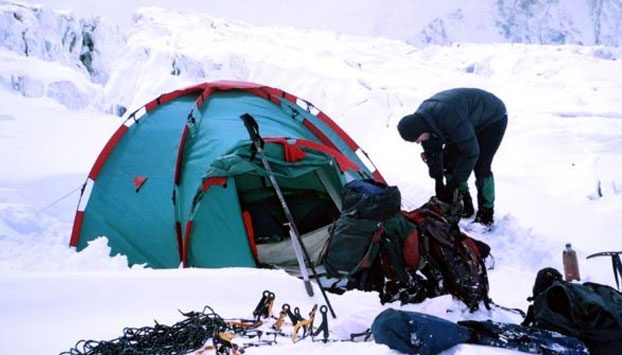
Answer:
[1, 2, 622, 354]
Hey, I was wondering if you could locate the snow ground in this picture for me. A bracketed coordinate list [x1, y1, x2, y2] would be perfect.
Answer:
[1, 2, 622, 354]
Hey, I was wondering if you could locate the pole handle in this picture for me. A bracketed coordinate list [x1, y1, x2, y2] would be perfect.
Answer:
[240, 113, 264, 150]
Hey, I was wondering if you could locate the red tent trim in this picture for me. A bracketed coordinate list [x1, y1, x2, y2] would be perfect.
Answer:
[69, 211, 84, 247]
[175, 222, 183, 261]
[145, 81, 361, 157]
[302, 119, 338, 150]
[145, 84, 209, 112]
[201, 177, 227, 192]
[264, 138, 306, 162]
[182, 220, 194, 267]
[316, 111, 358, 151]
[242, 210, 258, 261]
[283, 92, 297, 103]
[373, 170, 387, 184]
[88, 125, 128, 180]
[265, 137, 359, 173]
[295, 139, 360, 173]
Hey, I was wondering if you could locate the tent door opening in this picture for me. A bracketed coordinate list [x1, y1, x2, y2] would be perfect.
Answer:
[236, 168, 341, 267]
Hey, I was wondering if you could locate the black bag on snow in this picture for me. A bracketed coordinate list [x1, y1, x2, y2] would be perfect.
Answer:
[372, 308, 588, 355]
[524, 270, 622, 355]
[401, 197, 492, 310]
[459, 319, 588, 354]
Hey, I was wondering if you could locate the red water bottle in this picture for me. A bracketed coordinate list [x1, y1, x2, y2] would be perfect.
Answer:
[563, 243, 580, 282]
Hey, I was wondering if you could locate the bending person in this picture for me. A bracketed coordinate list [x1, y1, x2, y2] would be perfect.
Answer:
[398, 88, 507, 226]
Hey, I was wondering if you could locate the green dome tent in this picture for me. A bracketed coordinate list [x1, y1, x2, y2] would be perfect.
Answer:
[70, 81, 385, 269]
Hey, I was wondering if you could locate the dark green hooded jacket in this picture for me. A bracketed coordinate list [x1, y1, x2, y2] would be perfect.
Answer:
[411, 88, 506, 189]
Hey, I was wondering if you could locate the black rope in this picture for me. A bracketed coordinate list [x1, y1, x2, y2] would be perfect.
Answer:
[61, 306, 232, 355]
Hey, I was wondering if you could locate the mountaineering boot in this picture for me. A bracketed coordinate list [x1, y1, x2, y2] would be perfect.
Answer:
[475, 207, 494, 227]
[460, 191, 474, 218]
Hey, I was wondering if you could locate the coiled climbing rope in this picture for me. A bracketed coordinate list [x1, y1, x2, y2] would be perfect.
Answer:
[61, 306, 233, 355]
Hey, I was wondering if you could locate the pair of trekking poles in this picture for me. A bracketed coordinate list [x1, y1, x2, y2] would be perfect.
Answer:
[240, 113, 336, 319]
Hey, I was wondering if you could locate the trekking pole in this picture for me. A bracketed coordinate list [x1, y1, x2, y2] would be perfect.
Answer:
[240, 113, 337, 318]
[286, 222, 313, 292]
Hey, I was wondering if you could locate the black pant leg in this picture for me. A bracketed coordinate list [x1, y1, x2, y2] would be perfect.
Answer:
[474, 115, 507, 180]
[474, 115, 507, 209]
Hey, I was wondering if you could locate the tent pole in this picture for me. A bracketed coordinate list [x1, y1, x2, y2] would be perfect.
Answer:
[240, 113, 337, 318]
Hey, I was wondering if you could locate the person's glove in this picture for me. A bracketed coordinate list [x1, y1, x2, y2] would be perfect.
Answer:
[436, 181, 456, 205]
[422, 139, 444, 180]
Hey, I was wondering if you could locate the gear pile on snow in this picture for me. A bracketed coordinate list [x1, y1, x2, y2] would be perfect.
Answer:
[322, 179, 491, 310]
[62, 290, 341, 355]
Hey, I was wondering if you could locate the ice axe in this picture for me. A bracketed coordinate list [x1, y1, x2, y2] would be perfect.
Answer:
[240, 113, 336, 318]
[587, 251, 622, 291]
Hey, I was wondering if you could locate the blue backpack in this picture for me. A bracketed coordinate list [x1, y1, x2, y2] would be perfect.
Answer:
[372, 308, 588, 355]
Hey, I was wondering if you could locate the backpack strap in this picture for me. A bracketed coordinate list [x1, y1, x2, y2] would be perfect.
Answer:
[479, 257, 492, 310]
[344, 224, 385, 292]
[318, 218, 338, 265]
[351, 223, 384, 274]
